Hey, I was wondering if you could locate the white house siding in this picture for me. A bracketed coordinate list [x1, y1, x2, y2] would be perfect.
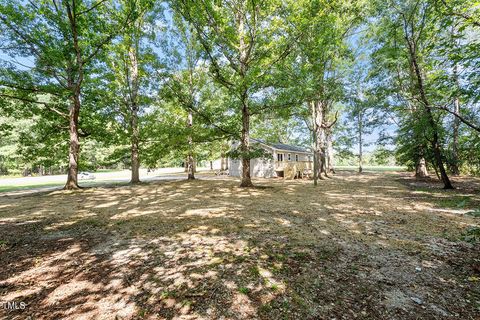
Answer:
[228, 140, 312, 178]
[273, 151, 311, 163]
[251, 158, 276, 178]
[229, 158, 242, 177]
[228, 158, 276, 178]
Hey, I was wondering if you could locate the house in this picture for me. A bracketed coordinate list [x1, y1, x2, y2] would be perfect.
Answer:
[228, 139, 313, 179]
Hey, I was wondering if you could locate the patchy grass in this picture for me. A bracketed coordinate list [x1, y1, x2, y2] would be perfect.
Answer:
[466, 209, 480, 218]
[462, 227, 480, 243]
[0, 183, 61, 192]
[0, 172, 479, 319]
[0, 180, 135, 193]
[336, 165, 407, 172]
[437, 195, 472, 208]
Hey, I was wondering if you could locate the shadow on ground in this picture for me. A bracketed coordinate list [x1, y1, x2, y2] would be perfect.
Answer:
[0, 172, 479, 319]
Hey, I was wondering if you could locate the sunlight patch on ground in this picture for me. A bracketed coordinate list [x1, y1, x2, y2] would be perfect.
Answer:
[0, 172, 479, 319]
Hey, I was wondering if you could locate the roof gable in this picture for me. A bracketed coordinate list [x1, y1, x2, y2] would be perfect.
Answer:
[251, 138, 311, 154]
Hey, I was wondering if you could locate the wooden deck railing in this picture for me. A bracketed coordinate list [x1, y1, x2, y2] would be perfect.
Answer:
[274, 161, 313, 179]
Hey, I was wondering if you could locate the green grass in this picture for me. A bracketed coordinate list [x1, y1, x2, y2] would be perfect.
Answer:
[0, 182, 62, 192]
[0, 179, 129, 193]
[335, 165, 407, 172]
[238, 287, 250, 295]
[93, 169, 121, 173]
[466, 209, 480, 218]
[437, 196, 471, 208]
[461, 226, 480, 243]
[0, 174, 24, 179]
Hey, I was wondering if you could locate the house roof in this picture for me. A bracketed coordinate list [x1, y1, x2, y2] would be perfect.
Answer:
[270, 143, 310, 153]
[251, 138, 311, 154]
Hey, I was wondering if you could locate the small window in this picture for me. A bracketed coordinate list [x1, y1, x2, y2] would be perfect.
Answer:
[295, 154, 299, 162]
[277, 153, 283, 161]
[288, 153, 291, 161]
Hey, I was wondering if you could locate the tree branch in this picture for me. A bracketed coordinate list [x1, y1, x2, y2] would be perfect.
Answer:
[0, 93, 68, 118]
[433, 104, 480, 133]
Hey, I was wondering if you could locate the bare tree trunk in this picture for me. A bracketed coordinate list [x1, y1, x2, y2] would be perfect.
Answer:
[311, 101, 324, 186]
[425, 101, 452, 188]
[187, 112, 195, 180]
[224, 151, 229, 170]
[311, 102, 317, 185]
[407, 37, 453, 189]
[129, 45, 141, 183]
[238, 7, 253, 188]
[64, 5, 83, 190]
[240, 97, 253, 187]
[326, 129, 335, 174]
[358, 110, 363, 174]
[65, 94, 81, 190]
[130, 104, 140, 183]
[415, 157, 429, 178]
[319, 101, 329, 177]
[221, 155, 226, 171]
[451, 65, 460, 175]
[187, 155, 195, 179]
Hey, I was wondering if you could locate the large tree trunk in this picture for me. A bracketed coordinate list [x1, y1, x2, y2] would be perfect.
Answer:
[240, 97, 253, 187]
[187, 112, 195, 180]
[451, 96, 460, 175]
[220, 155, 226, 171]
[187, 155, 195, 179]
[64, 7, 83, 190]
[65, 94, 81, 190]
[427, 109, 454, 189]
[130, 104, 140, 183]
[312, 101, 325, 186]
[358, 110, 363, 174]
[238, 7, 253, 188]
[408, 40, 453, 189]
[128, 45, 141, 183]
[415, 157, 429, 178]
[319, 101, 328, 177]
[311, 101, 319, 186]
[451, 65, 460, 176]
[326, 129, 335, 174]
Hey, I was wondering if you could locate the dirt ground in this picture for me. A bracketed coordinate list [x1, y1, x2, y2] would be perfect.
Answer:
[0, 171, 479, 320]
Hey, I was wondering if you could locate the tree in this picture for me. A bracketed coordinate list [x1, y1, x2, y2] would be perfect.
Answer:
[284, 0, 364, 185]
[370, 0, 456, 188]
[0, 0, 141, 189]
[101, 1, 160, 183]
[172, 0, 294, 187]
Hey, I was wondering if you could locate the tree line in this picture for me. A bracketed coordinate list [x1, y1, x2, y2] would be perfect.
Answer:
[0, 0, 478, 189]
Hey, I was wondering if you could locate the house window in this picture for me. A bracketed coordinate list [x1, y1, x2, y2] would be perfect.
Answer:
[295, 154, 299, 162]
[287, 153, 291, 161]
[277, 153, 283, 161]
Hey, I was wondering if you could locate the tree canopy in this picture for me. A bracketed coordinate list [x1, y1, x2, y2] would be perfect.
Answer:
[0, 0, 479, 187]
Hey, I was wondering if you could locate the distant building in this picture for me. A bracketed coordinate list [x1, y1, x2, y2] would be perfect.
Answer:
[229, 139, 313, 179]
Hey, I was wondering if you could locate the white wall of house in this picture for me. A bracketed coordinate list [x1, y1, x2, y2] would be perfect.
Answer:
[229, 158, 242, 177]
[228, 158, 276, 178]
[227, 140, 312, 178]
[273, 150, 311, 162]
[229, 151, 312, 178]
